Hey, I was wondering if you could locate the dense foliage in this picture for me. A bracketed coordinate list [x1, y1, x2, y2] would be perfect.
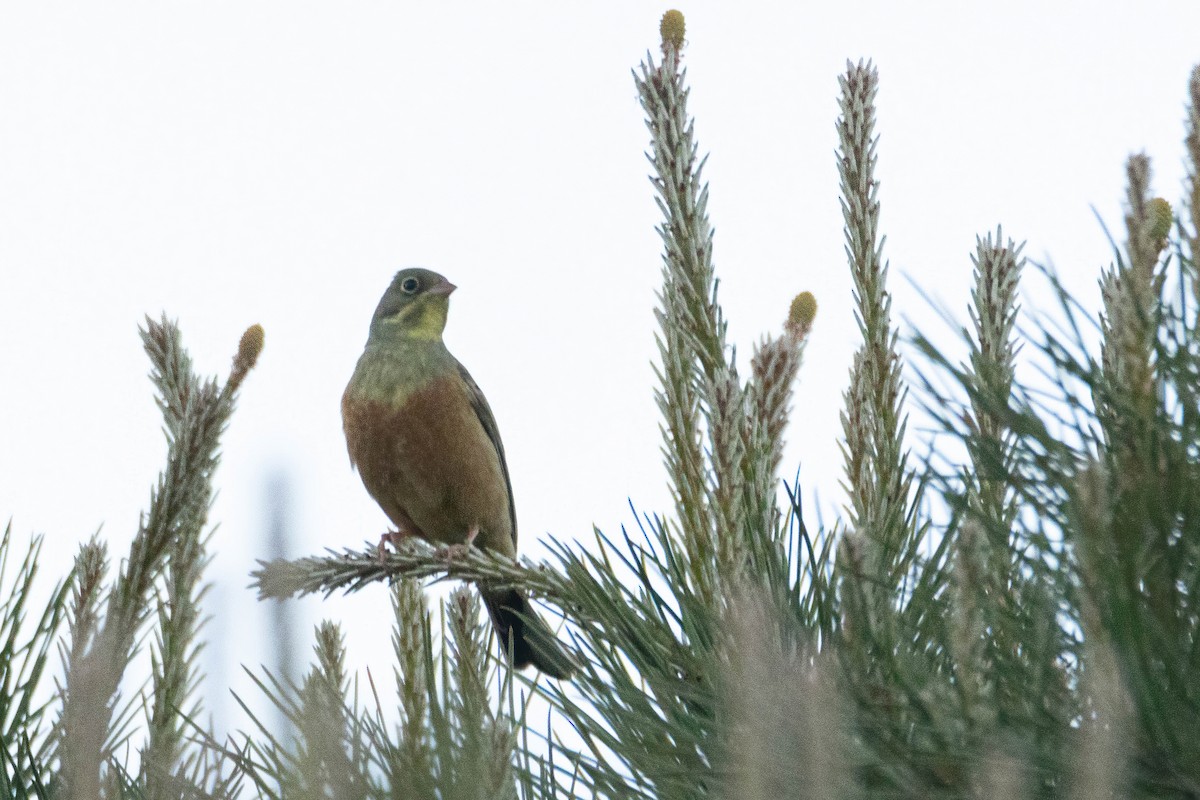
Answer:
[4, 12, 1200, 799]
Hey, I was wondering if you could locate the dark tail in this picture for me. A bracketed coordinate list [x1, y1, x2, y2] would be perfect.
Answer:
[481, 587, 575, 679]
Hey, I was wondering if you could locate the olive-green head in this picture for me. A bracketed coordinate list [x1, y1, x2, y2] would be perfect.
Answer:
[368, 268, 457, 342]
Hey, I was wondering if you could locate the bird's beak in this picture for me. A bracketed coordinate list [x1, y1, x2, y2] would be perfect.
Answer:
[428, 277, 457, 297]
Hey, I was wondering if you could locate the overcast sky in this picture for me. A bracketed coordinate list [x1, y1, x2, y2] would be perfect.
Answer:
[3, 1, 1199, 736]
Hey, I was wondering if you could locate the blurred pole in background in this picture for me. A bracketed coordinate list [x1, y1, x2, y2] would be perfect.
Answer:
[266, 472, 296, 730]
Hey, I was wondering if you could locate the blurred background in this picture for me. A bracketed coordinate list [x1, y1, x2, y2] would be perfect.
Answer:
[2, 1, 1199, 737]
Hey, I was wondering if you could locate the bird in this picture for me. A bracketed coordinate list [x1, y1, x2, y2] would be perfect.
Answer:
[342, 267, 575, 679]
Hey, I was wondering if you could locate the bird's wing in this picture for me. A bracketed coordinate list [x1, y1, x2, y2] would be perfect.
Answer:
[455, 361, 518, 547]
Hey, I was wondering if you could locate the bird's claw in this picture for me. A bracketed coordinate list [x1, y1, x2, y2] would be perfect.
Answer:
[437, 525, 480, 564]
[377, 529, 410, 562]
[440, 543, 472, 562]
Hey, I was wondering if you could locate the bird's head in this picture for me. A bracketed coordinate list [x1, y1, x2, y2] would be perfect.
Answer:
[368, 268, 457, 342]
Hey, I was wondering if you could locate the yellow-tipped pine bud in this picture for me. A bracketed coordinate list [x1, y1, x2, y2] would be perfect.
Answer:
[229, 324, 265, 389]
[237, 324, 265, 372]
[660, 10, 685, 52]
[789, 291, 818, 328]
[1147, 197, 1173, 243]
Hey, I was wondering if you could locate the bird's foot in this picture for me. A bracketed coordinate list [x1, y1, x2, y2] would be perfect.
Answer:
[377, 529, 411, 562]
[438, 525, 479, 563]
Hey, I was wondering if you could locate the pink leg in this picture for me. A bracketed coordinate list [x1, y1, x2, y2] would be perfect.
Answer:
[440, 525, 479, 562]
[377, 528, 412, 561]
[377, 508, 427, 561]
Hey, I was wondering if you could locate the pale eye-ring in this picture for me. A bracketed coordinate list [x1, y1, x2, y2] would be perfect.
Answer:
[401, 276, 420, 294]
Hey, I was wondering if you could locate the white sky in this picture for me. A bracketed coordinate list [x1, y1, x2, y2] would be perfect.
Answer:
[3, 1, 1199, 742]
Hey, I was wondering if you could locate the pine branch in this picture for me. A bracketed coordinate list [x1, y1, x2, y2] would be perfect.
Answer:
[719, 591, 848, 800]
[637, 19, 725, 602]
[965, 229, 1024, 529]
[833, 71, 933, 771]
[744, 293, 817, 555]
[391, 579, 432, 788]
[252, 540, 563, 603]
[749, 292, 817, 483]
[447, 588, 520, 800]
[295, 622, 370, 798]
[0, 526, 75, 786]
[955, 230, 1027, 720]
[637, 11, 817, 612]
[1185, 66, 1200, 305]
[836, 60, 916, 590]
[145, 518, 214, 792]
[231, 584, 536, 799]
[1098, 156, 1166, 450]
[57, 318, 262, 798]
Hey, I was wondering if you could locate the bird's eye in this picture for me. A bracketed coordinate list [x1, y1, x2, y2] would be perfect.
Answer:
[401, 277, 420, 294]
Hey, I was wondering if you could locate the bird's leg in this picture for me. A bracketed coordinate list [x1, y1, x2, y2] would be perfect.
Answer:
[377, 528, 412, 562]
[439, 524, 479, 563]
[377, 509, 427, 562]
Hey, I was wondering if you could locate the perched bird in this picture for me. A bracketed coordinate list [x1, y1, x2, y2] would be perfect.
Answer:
[342, 268, 575, 679]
